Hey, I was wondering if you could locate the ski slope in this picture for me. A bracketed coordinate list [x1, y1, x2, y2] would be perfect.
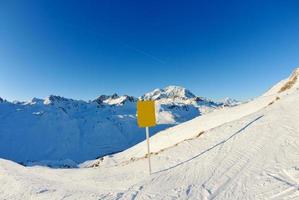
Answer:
[0, 69, 299, 199]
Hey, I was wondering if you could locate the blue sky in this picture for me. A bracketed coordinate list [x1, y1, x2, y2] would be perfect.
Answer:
[0, 0, 299, 101]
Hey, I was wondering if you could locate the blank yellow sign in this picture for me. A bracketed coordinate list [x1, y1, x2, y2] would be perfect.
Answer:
[137, 100, 156, 128]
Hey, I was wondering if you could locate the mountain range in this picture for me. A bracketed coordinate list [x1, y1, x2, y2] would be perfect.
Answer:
[0, 86, 239, 166]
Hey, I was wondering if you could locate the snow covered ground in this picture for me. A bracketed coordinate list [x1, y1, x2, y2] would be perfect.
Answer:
[0, 86, 235, 166]
[0, 69, 299, 199]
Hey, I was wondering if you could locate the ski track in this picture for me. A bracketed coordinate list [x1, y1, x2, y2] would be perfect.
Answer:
[101, 92, 299, 199]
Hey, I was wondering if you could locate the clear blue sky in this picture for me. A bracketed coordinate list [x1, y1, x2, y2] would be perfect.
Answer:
[1, 0, 299, 101]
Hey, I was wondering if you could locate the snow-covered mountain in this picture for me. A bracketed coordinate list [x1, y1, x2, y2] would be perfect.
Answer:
[0, 86, 237, 166]
[220, 97, 242, 106]
[142, 86, 232, 124]
[0, 68, 298, 199]
[142, 85, 197, 101]
[93, 93, 137, 106]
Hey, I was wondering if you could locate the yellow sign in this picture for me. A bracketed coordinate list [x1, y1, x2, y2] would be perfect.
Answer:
[137, 100, 156, 128]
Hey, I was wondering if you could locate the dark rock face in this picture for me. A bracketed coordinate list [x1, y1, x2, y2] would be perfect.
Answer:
[110, 93, 119, 99]
[47, 95, 71, 104]
[121, 95, 137, 103]
[93, 95, 111, 104]
[93, 94, 137, 106]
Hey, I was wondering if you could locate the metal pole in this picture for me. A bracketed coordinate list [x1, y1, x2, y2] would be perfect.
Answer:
[145, 127, 152, 174]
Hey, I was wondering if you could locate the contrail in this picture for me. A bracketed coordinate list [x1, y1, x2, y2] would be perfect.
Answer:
[31, 17, 166, 64]
[124, 44, 166, 64]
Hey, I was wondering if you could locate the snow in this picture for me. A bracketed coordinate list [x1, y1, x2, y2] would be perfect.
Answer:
[220, 97, 242, 106]
[100, 94, 276, 162]
[142, 86, 196, 100]
[0, 70, 299, 199]
[263, 68, 299, 96]
[0, 86, 230, 165]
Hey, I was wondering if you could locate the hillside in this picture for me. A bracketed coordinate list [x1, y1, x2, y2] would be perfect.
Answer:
[0, 86, 235, 166]
[0, 69, 298, 199]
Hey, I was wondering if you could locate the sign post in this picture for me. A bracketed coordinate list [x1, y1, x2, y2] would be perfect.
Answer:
[145, 126, 152, 174]
[137, 100, 156, 175]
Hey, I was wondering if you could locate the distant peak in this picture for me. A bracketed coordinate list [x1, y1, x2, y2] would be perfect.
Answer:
[110, 93, 119, 99]
[0, 97, 3, 103]
[94, 94, 136, 105]
[164, 85, 196, 98]
[220, 97, 240, 106]
[164, 85, 184, 90]
[31, 97, 44, 103]
[44, 95, 72, 105]
[31, 97, 42, 101]
[143, 85, 196, 100]
[94, 95, 112, 103]
[94, 93, 118, 104]
[24, 97, 44, 105]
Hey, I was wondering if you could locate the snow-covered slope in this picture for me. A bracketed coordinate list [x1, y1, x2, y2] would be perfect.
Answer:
[0, 86, 233, 165]
[0, 69, 298, 199]
[263, 68, 299, 96]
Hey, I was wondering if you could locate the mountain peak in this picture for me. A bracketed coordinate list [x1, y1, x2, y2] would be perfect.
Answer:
[44, 95, 72, 105]
[94, 94, 136, 106]
[164, 85, 196, 98]
[220, 97, 241, 106]
[143, 85, 196, 100]
[23, 97, 44, 105]
[94, 94, 117, 104]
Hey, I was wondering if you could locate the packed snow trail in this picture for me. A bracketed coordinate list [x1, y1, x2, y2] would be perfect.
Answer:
[111, 93, 298, 199]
